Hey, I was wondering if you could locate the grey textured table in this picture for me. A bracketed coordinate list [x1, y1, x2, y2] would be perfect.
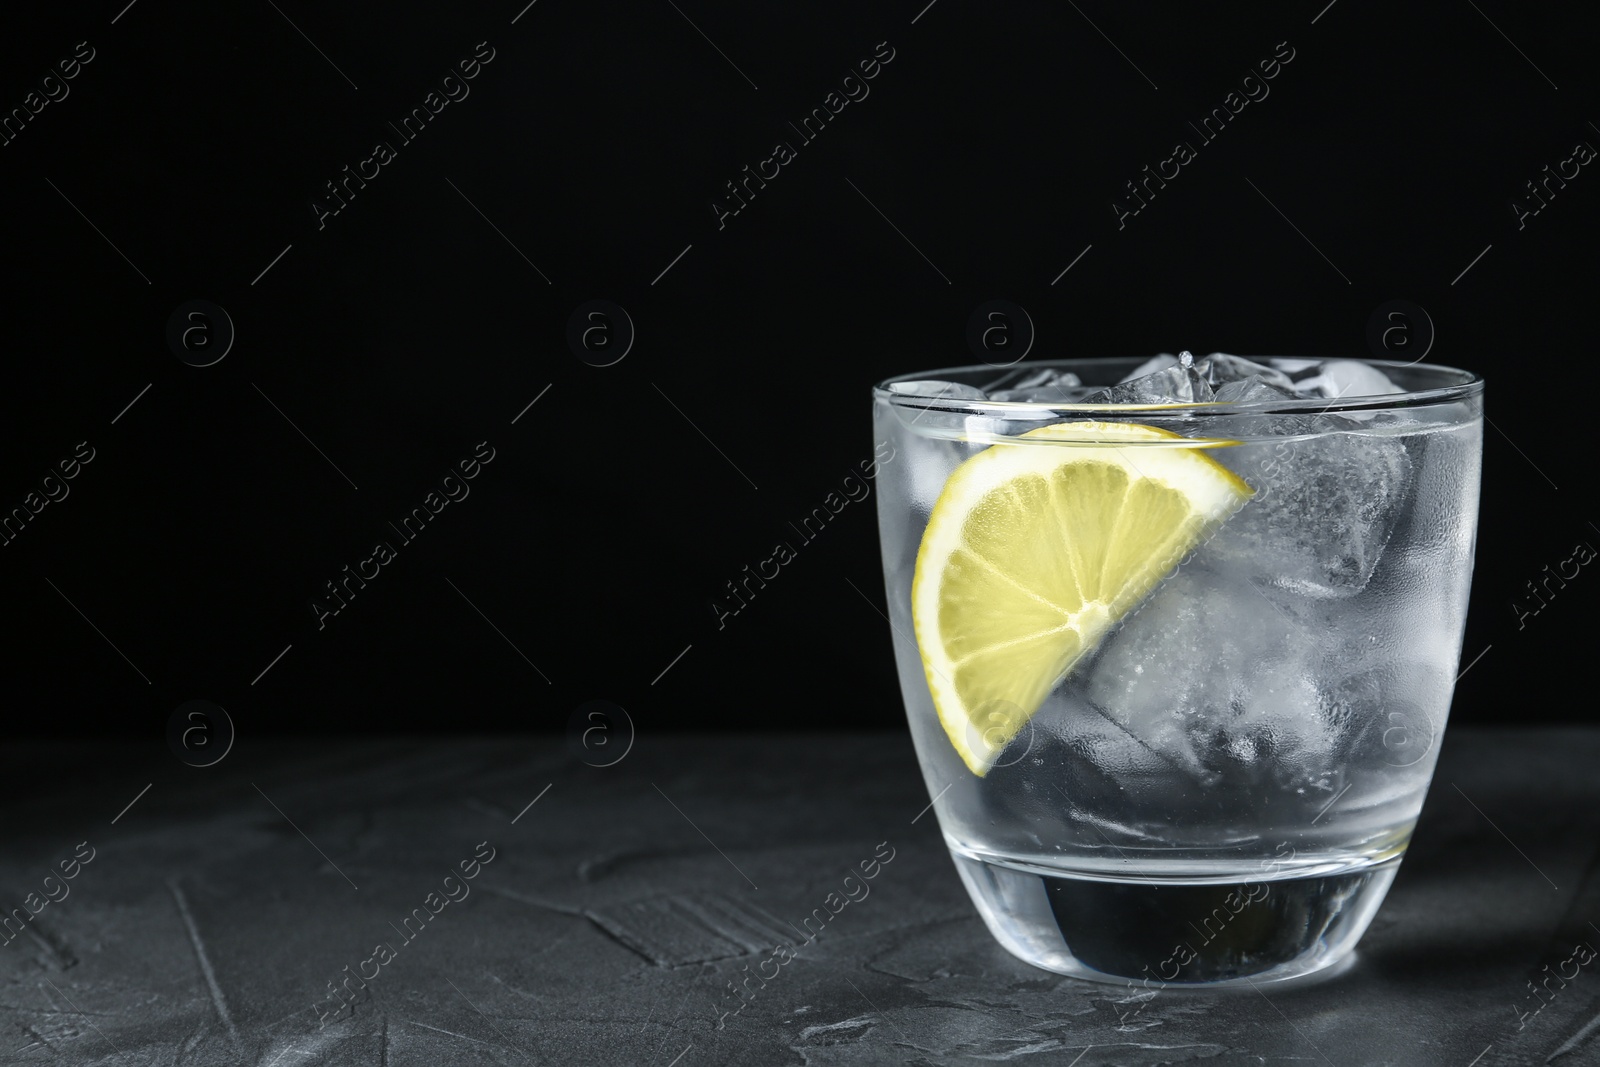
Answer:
[1, 729, 1596, 1066]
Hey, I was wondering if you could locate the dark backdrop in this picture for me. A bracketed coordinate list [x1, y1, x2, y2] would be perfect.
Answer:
[0, 0, 1592, 737]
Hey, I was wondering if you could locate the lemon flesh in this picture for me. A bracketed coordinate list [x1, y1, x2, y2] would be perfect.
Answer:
[911, 421, 1254, 776]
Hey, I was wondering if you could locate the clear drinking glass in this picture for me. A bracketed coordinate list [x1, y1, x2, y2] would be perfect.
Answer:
[872, 356, 1483, 986]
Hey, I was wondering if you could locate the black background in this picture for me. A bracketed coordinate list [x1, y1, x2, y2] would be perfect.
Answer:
[0, 0, 1592, 737]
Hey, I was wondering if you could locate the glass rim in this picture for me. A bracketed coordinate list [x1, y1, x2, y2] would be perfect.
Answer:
[872, 356, 1484, 417]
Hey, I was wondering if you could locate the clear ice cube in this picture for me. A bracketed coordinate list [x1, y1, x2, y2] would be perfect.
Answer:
[1085, 353, 1214, 404]
[989, 384, 1094, 402]
[888, 380, 987, 400]
[1213, 377, 1296, 404]
[1211, 427, 1414, 599]
[1194, 353, 1296, 391]
[1012, 367, 1083, 390]
[986, 367, 1089, 403]
[1292, 360, 1402, 400]
[1119, 354, 1179, 382]
[1082, 561, 1337, 782]
[988, 385, 1096, 402]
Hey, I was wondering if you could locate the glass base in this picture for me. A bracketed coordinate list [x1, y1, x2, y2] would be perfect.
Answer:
[949, 847, 1398, 987]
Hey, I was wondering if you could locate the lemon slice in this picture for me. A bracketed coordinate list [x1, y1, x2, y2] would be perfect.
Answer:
[911, 421, 1253, 775]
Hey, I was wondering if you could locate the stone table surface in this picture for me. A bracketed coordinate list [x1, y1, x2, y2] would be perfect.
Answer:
[1, 729, 1597, 1067]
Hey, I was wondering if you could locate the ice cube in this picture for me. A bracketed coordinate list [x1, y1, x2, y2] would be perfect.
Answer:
[1269, 357, 1323, 375]
[988, 385, 1096, 402]
[1084, 359, 1215, 404]
[888, 380, 986, 400]
[1292, 360, 1402, 400]
[1224, 657, 1339, 771]
[1202, 378, 1299, 438]
[1194, 353, 1296, 391]
[1082, 560, 1334, 782]
[1088, 355, 1209, 404]
[1119, 354, 1179, 382]
[976, 717, 1182, 848]
[876, 393, 983, 555]
[1012, 367, 1083, 390]
[1210, 428, 1413, 598]
[1213, 377, 1296, 404]
[986, 367, 1089, 402]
